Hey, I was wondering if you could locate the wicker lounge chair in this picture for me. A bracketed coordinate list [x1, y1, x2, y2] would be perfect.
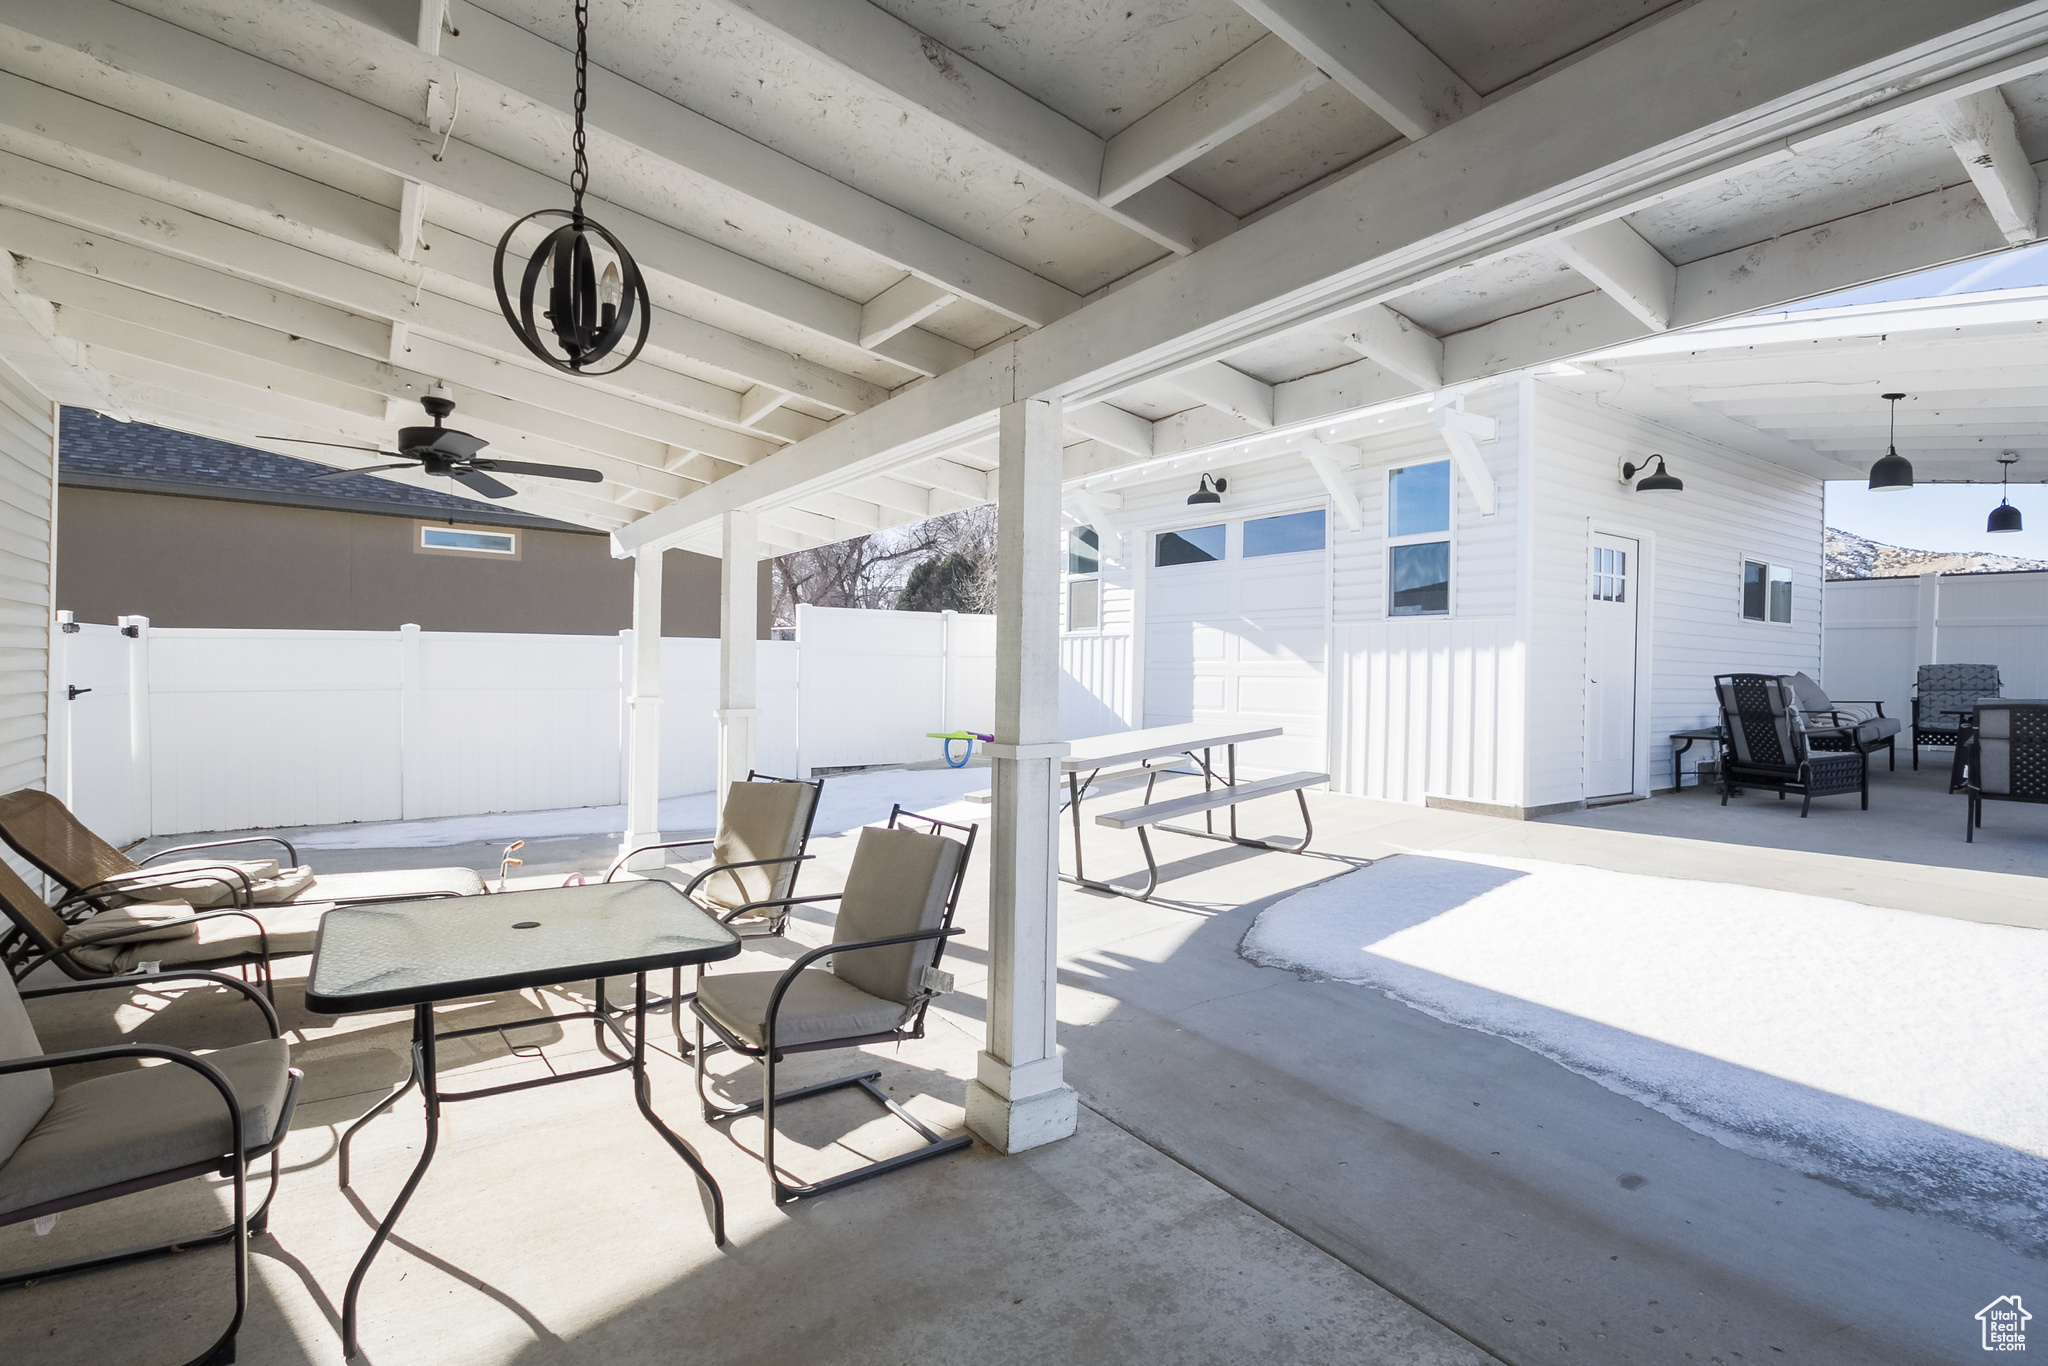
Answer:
[1714, 673, 1868, 816]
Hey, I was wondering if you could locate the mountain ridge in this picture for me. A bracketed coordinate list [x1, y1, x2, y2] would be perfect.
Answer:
[1825, 527, 2048, 580]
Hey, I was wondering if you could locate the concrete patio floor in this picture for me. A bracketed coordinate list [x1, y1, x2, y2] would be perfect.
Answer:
[4, 760, 2041, 1365]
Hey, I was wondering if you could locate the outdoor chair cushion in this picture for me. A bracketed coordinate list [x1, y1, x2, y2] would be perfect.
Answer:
[57, 903, 325, 974]
[1783, 673, 1901, 744]
[696, 780, 814, 917]
[0, 972, 51, 1165]
[1974, 702, 2048, 798]
[694, 969, 914, 1049]
[0, 1036, 292, 1217]
[1917, 664, 2001, 734]
[1718, 675, 1800, 769]
[109, 862, 315, 908]
[830, 825, 964, 1006]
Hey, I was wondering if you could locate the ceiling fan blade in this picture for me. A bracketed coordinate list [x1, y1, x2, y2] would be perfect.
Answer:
[454, 469, 517, 499]
[310, 461, 417, 481]
[471, 458, 604, 483]
[424, 429, 489, 460]
[259, 436, 384, 452]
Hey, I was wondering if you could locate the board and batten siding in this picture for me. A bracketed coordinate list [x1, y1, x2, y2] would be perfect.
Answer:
[1529, 383, 1824, 803]
[0, 357, 53, 805]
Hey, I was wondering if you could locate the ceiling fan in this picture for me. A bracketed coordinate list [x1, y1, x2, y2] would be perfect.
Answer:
[260, 389, 603, 500]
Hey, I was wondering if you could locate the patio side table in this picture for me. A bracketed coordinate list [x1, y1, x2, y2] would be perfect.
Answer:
[305, 880, 742, 1362]
[1669, 726, 1722, 787]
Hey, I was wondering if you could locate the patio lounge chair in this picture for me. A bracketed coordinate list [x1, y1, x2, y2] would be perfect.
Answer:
[1782, 671, 1899, 770]
[0, 849, 323, 998]
[1912, 664, 2001, 772]
[0, 966, 301, 1366]
[690, 807, 975, 1204]
[1963, 700, 2048, 842]
[0, 787, 486, 915]
[1714, 673, 1868, 816]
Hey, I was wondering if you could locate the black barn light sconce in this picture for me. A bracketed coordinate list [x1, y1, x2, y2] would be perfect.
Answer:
[1188, 473, 1227, 505]
[1620, 454, 1683, 492]
[1988, 452, 2024, 534]
[1867, 392, 1915, 492]
[493, 0, 650, 376]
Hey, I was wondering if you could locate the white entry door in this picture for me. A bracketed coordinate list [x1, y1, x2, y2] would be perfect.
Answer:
[1586, 534, 1640, 798]
[1144, 521, 1326, 776]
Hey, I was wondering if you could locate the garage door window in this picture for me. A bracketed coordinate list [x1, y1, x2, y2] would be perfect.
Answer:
[1387, 460, 1451, 616]
[1244, 509, 1326, 557]
[1156, 523, 1225, 566]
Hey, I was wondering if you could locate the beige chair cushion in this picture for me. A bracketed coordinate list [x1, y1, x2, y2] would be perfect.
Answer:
[101, 858, 279, 900]
[0, 976, 51, 1167]
[57, 904, 325, 974]
[112, 863, 315, 908]
[62, 903, 205, 947]
[699, 781, 814, 917]
[0, 1037, 292, 1217]
[830, 826, 963, 1006]
[695, 969, 913, 1049]
[297, 866, 487, 903]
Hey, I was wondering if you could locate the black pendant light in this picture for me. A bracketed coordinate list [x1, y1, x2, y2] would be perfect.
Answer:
[492, 0, 650, 376]
[1867, 392, 1914, 492]
[1188, 473, 1227, 505]
[1621, 454, 1683, 492]
[1988, 452, 2024, 534]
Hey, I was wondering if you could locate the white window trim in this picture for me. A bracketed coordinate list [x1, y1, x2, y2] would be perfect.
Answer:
[416, 523, 519, 558]
[1241, 506, 1331, 560]
[1064, 523, 1103, 633]
[1738, 554, 1795, 626]
[1150, 518, 1231, 571]
[1384, 459, 1455, 619]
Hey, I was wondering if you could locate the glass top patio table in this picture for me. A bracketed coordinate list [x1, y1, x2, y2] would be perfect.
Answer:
[305, 879, 740, 1013]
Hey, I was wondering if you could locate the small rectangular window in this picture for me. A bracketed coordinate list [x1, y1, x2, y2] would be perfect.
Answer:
[1741, 560, 1793, 623]
[1244, 509, 1326, 558]
[1067, 578, 1100, 631]
[420, 526, 517, 556]
[1067, 524, 1099, 575]
[1156, 524, 1225, 566]
[1591, 546, 1626, 603]
[1389, 460, 1451, 538]
[1390, 541, 1450, 616]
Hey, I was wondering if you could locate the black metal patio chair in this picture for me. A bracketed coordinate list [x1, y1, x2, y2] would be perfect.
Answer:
[1912, 664, 2001, 773]
[0, 967, 301, 1366]
[1782, 671, 1899, 771]
[1714, 673, 1868, 816]
[1963, 700, 2048, 842]
[689, 806, 976, 1205]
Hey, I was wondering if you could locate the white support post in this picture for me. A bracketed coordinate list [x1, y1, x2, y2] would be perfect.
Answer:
[621, 548, 665, 871]
[968, 395, 1078, 1155]
[1915, 571, 1941, 667]
[121, 616, 152, 840]
[717, 511, 759, 794]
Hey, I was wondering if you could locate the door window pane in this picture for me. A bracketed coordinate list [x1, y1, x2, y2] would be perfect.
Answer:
[1742, 560, 1768, 621]
[1390, 541, 1451, 616]
[1244, 509, 1326, 557]
[1768, 564, 1793, 623]
[1591, 546, 1626, 602]
[1156, 524, 1225, 566]
[1389, 461, 1451, 537]
[1067, 524, 1099, 575]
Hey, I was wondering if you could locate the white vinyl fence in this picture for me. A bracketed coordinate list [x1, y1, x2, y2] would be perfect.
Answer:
[46, 605, 1009, 840]
[1822, 571, 2048, 724]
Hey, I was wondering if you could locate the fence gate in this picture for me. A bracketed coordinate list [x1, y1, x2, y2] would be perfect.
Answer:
[49, 621, 143, 846]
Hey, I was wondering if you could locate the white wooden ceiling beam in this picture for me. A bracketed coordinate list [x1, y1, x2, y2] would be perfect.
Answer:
[1097, 35, 1326, 205]
[1164, 361, 1275, 429]
[1232, 0, 1478, 141]
[1554, 219, 1678, 332]
[1936, 87, 2039, 245]
[1063, 402, 1155, 459]
[429, 0, 1078, 328]
[859, 277, 961, 351]
[1299, 440, 1364, 532]
[1067, 489, 1125, 561]
[702, 0, 1238, 255]
[0, 0, 969, 369]
[0, 75, 890, 416]
[0, 252, 131, 419]
[1341, 305, 1443, 391]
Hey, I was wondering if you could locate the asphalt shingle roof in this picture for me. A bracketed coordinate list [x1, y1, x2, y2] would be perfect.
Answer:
[58, 407, 588, 531]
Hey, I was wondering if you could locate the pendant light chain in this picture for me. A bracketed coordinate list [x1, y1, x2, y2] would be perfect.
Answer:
[570, 0, 590, 221]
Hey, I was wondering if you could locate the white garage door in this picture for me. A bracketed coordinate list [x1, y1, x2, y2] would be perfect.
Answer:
[1143, 511, 1327, 777]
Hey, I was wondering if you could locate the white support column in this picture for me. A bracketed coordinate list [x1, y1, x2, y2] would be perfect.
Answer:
[621, 547, 665, 871]
[121, 616, 152, 841]
[967, 395, 1078, 1155]
[1915, 571, 1941, 667]
[717, 511, 760, 793]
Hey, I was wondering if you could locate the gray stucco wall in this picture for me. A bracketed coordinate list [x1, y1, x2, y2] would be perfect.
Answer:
[56, 486, 769, 638]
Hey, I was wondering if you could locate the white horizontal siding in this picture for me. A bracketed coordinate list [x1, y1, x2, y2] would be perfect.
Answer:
[1531, 383, 1824, 801]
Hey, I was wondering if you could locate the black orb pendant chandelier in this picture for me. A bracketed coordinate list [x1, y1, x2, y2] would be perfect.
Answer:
[493, 0, 650, 376]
